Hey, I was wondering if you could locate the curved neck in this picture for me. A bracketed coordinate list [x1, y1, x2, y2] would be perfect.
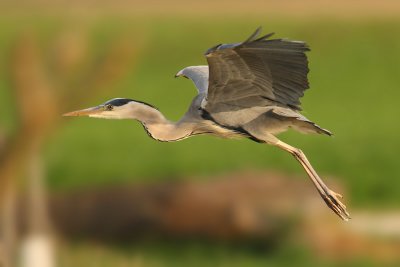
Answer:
[129, 103, 192, 142]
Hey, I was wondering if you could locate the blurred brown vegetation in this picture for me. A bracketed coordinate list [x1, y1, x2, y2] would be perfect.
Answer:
[0, 31, 138, 203]
[0, 30, 139, 266]
[39, 172, 400, 262]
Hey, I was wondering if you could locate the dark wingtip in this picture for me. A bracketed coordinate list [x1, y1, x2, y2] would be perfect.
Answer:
[205, 43, 222, 55]
[254, 32, 275, 42]
[205, 26, 273, 55]
[244, 26, 262, 43]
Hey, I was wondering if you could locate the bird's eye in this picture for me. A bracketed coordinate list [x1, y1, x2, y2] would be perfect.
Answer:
[105, 104, 113, 111]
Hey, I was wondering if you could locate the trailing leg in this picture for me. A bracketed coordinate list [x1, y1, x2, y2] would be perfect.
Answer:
[273, 140, 350, 221]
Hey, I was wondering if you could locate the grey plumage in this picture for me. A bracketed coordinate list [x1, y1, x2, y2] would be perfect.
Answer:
[64, 27, 349, 221]
[178, 28, 329, 140]
[205, 28, 309, 111]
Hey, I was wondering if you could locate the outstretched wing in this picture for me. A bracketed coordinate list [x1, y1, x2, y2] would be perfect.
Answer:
[204, 27, 310, 113]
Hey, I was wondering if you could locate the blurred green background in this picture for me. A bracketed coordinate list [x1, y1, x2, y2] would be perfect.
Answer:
[2, 18, 398, 204]
[1, 1, 400, 266]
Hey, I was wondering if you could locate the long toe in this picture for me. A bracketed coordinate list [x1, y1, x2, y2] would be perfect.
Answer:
[322, 190, 351, 221]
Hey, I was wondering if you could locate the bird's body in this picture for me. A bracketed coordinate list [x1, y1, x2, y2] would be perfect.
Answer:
[179, 65, 332, 139]
[64, 28, 350, 220]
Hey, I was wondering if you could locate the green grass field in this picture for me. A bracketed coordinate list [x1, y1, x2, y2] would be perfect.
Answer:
[1, 16, 400, 266]
[1, 17, 400, 204]
[33, 18, 400, 206]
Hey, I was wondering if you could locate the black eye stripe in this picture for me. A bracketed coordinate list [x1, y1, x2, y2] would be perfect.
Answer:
[103, 98, 158, 110]
[104, 98, 134, 107]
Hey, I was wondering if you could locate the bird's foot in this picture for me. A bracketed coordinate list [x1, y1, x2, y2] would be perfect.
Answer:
[321, 189, 351, 221]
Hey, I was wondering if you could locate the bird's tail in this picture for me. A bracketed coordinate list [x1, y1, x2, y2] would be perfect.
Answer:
[294, 118, 333, 136]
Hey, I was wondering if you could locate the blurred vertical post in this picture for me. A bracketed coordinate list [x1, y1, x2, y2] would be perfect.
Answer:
[20, 139, 54, 267]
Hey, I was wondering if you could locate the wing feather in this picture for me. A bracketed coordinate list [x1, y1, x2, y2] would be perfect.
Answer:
[204, 28, 310, 113]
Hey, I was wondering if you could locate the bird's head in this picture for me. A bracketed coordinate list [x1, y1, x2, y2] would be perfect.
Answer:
[175, 65, 208, 80]
[175, 66, 209, 94]
[63, 98, 157, 120]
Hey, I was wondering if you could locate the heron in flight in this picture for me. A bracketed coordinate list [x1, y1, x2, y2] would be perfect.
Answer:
[64, 27, 350, 220]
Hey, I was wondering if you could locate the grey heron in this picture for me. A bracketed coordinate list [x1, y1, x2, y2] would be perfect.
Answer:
[64, 27, 350, 220]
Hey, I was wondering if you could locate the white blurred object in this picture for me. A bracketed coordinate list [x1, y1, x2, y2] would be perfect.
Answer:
[349, 211, 400, 238]
[19, 143, 55, 267]
[19, 235, 54, 267]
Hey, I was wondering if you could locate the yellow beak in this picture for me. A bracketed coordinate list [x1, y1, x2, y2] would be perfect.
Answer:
[63, 106, 102, 117]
